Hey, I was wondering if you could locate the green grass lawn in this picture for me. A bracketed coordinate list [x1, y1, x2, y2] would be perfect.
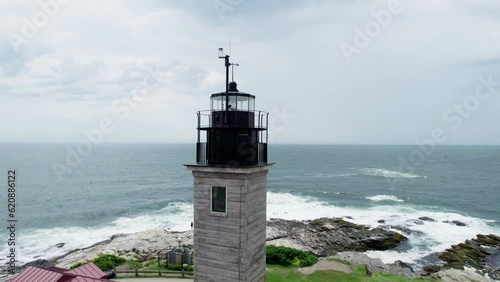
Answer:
[265, 265, 436, 282]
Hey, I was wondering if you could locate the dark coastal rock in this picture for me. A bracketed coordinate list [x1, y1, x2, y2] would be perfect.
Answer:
[490, 269, 500, 280]
[377, 219, 385, 224]
[407, 219, 424, 225]
[110, 234, 127, 240]
[477, 234, 500, 246]
[423, 234, 500, 279]
[423, 264, 441, 274]
[439, 240, 489, 269]
[394, 260, 414, 271]
[418, 216, 436, 222]
[266, 217, 407, 257]
[443, 220, 467, 226]
[55, 243, 65, 248]
[451, 220, 467, 226]
[391, 225, 423, 236]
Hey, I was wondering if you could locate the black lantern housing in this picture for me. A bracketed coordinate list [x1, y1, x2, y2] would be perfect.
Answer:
[195, 49, 268, 166]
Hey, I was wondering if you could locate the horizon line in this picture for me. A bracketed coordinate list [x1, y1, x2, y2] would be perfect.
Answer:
[1, 142, 499, 146]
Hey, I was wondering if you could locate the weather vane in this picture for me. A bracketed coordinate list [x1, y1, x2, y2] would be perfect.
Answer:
[218, 47, 239, 111]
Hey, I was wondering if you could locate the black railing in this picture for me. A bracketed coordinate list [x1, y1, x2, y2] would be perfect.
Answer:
[197, 110, 269, 129]
[196, 142, 268, 166]
[195, 109, 269, 166]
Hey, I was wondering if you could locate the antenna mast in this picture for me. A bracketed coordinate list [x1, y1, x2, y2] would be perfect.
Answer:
[218, 48, 239, 117]
[218, 48, 230, 118]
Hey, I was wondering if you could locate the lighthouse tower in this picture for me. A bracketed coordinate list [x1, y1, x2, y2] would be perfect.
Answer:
[185, 49, 273, 282]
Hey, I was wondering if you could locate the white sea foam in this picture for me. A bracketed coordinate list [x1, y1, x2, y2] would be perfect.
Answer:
[366, 195, 405, 202]
[267, 192, 499, 266]
[0, 202, 194, 265]
[327, 173, 356, 177]
[360, 168, 425, 179]
[2, 192, 498, 267]
[309, 172, 356, 178]
[365, 211, 499, 267]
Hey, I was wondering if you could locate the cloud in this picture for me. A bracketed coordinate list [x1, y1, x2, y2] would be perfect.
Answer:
[50, 58, 106, 85]
[0, 39, 55, 76]
[1, 0, 500, 144]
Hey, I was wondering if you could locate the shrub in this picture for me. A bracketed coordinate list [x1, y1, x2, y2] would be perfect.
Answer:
[266, 245, 318, 267]
[166, 264, 183, 271]
[165, 263, 193, 271]
[93, 254, 126, 271]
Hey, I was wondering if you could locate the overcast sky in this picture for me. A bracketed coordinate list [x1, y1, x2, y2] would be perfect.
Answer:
[1, 0, 500, 145]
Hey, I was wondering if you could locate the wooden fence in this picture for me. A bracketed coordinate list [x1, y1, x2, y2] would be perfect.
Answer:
[115, 269, 194, 278]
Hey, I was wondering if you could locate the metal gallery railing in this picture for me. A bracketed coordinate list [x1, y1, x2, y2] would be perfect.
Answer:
[197, 110, 269, 129]
[196, 142, 268, 165]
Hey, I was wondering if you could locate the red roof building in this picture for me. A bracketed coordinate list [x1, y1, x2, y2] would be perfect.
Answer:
[10, 262, 115, 282]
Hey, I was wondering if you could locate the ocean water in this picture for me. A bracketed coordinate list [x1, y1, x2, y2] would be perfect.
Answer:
[0, 143, 498, 269]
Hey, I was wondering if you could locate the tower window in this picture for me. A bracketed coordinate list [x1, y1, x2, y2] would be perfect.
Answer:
[211, 186, 226, 213]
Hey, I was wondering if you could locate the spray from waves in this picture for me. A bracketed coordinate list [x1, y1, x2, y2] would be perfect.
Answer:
[267, 192, 499, 267]
[306, 168, 424, 179]
[0, 202, 193, 265]
[327, 173, 356, 177]
[360, 168, 426, 179]
[366, 195, 405, 202]
[5, 192, 498, 267]
[309, 172, 356, 178]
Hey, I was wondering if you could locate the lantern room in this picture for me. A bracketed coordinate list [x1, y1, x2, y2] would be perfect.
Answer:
[195, 50, 268, 167]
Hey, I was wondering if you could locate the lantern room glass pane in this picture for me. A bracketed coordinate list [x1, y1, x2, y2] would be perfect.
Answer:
[249, 97, 255, 111]
[211, 96, 224, 111]
[228, 95, 237, 111]
[237, 96, 249, 111]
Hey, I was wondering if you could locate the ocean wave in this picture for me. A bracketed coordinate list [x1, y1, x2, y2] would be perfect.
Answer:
[0, 202, 193, 265]
[3, 192, 498, 268]
[366, 195, 405, 202]
[360, 168, 425, 179]
[309, 172, 356, 178]
[330, 173, 356, 177]
[266, 192, 499, 267]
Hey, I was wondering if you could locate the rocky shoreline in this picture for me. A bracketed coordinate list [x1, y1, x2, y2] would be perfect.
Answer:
[266, 217, 407, 255]
[3, 217, 499, 281]
[424, 234, 500, 281]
